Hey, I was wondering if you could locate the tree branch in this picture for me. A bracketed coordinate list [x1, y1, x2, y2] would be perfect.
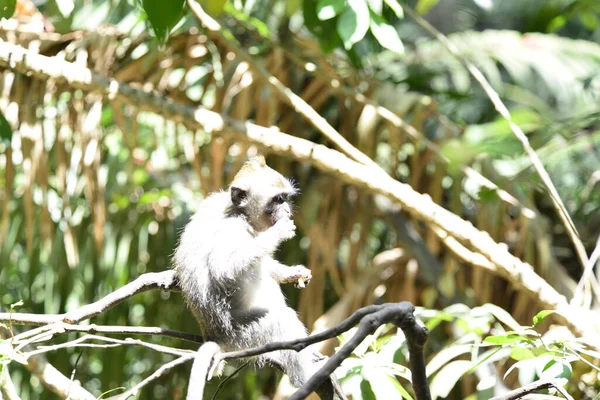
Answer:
[0, 41, 597, 338]
[0, 366, 21, 400]
[25, 354, 96, 400]
[0, 271, 180, 326]
[287, 303, 430, 400]
[490, 379, 573, 400]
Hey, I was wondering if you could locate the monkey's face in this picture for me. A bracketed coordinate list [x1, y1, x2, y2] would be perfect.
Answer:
[229, 159, 296, 232]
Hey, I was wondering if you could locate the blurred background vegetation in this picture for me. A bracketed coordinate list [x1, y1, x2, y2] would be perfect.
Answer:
[0, 0, 599, 399]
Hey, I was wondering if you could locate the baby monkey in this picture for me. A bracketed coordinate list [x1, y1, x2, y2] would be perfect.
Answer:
[174, 156, 343, 399]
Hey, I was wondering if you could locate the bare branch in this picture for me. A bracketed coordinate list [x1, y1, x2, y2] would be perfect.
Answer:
[25, 334, 193, 358]
[287, 303, 430, 400]
[402, 4, 587, 273]
[0, 271, 180, 326]
[572, 235, 600, 306]
[26, 354, 96, 400]
[61, 271, 180, 324]
[490, 379, 573, 400]
[0, 366, 21, 400]
[114, 355, 194, 400]
[9, 322, 201, 345]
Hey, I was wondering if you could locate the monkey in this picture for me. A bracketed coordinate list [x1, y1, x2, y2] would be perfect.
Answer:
[174, 156, 344, 399]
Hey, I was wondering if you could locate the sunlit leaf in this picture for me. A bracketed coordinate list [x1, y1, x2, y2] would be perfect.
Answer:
[426, 344, 471, 377]
[383, 0, 403, 18]
[337, 0, 370, 50]
[484, 334, 529, 346]
[370, 12, 404, 54]
[481, 303, 529, 332]
[55, 0, 75, 18]
[200, 0, 227, 15]
[285, 0, 302, 16]
[539, 358, 572, 381]
[533, 310, 555, 326]
[316, 0, 345, 20]
[430, 360, 473, 399]
[0, 340, 11, 358]
[141, 0, 186, 43]
[416, 0, 439, 15]
[363, 365, 404, 400]
[510, 347, 535, 361]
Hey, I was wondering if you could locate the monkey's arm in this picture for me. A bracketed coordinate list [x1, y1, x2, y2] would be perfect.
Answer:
[209, 219, 290, 281]
[266, 259, 312, 287]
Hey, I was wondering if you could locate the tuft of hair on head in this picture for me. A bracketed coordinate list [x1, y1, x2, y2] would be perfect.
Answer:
[233, 155, 266, 182]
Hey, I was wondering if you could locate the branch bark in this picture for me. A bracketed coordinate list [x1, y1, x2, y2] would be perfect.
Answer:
[0, 271, 180, 326]
[490, 379, 573, 400]
[0, 41, 597, 338]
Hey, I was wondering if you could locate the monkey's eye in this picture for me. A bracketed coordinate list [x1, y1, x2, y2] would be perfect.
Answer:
[273, 194, 288, 204]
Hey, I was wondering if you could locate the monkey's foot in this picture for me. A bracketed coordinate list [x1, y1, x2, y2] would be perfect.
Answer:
[311, 351, 327, 363]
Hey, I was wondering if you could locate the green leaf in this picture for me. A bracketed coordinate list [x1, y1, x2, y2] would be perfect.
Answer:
[430, 360, 473, 399]
[369, 12, 404, 54]
[533, 310, 555, 326]
[316, 0, 345, 20]
[0, 0, 15, 19]
[539, 358, 571, 380]
[0, 340, 11, 357]
[510, 347, 535, 361]
[426, 344, 471, 377]
[481, 303, 525, 332]
[363, 365, 404, 400]
[484, 334, 529, 346]
[416, 0, 439, 15]
[580, 13, 598, 31]
[383, 0, 403, 18]
[200, 0, 227, 15]
[141, 0, 186, 43]
[0, 109, 12, 145]
[285, 0, 302, 16]
[359, 378, 377, 400]
[337, 0, 370, 50]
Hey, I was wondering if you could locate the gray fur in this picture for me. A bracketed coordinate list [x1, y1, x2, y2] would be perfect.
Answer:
[174, 184, 314, 389]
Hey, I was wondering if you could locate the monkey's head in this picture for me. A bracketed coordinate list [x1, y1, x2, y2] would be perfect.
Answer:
[229, 156, 297, 232]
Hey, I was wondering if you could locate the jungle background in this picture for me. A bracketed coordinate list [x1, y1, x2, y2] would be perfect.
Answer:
[1, 0, 600, 399]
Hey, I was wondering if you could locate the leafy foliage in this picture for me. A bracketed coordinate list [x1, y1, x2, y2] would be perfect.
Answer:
[0, 0, 16, 19]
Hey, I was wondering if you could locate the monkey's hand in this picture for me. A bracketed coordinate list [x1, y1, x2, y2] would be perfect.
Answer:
[272, 217, 296, 242]
[289, 265, 312, 288]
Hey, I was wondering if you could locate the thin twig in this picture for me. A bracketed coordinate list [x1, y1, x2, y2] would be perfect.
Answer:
[402, 4, 588, 273]
[0, 271, 180, 326]
[114, 354, 195, 399]
[66, 349, 85, 400]
[25, 334, 193, 358]
[572, 235, 600, 306]
[210, 361, 251, 400]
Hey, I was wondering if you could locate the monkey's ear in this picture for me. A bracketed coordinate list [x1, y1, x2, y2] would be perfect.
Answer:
[230, 186, 248, 206]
